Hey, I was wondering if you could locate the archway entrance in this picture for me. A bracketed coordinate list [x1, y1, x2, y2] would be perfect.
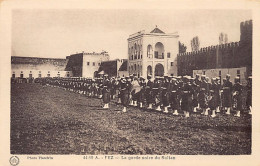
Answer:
[155, 42, 164, 59]
[155, 63, 164, 76]
[147, 65, 152, 77]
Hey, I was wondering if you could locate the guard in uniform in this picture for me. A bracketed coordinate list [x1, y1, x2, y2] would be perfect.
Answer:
[162, 76, 170, 113]
[222, 74, 233, 115]
[120, 78, 131, 112]
[193, 74, 201, 112]
[233, 77, 243, 117]
[153, 76, 163, 111]
[139, 77, 146, 108]
[146, 75, 154, 109]
[209, 78, 218, 117]
[102, 75, 110, 109]
[170, 77, 180, 115]
[181, 76, 193, 117]
[215, 77, 221, 113]
[199, 75, 209, 115]
[246, 76, 252, 114]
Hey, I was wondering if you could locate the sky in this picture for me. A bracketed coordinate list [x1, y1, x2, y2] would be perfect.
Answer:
[12, 9, 252, 60]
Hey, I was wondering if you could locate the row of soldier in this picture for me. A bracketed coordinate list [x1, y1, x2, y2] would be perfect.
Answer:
[39, 73, 252, 118]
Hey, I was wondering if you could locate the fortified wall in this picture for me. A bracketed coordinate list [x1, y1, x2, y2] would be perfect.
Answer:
[177, 20, 252, 77]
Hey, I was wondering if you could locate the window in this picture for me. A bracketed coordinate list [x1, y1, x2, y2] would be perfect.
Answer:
[30, 71, 32, 73]
[21, 71, 23, 73]
[219, 70, 221, 75]
[29, 74, 32, 78]
[167, 52, 171, 58]
[20, 74, 23, 78]
[39, 71, 41, 73]
[12, 74, 15, 78]
[38, 74, 41, 78]
[171, 74, 174, 76]
[171, 62, 174, 66]
[93, 62, 95, 66]
[203, 71, 206, 75]
[67, 74, 70, 77]
[57, 74, 60, 77]
[47, 74, 50, 77]
[48, 71, 50, 73]
[237, 70, 240, 74]
[87, 62, 90, 66]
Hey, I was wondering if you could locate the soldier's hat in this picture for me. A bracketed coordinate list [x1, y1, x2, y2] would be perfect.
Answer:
[226, 74, 230, 78]
[235, 77, 240, 82]
[121, 78, 126, 83]
[248, 76, 252, 79]
[104, 74, 108, 77]
[196, 74, 200, 76]
[216, 77, 220, 80]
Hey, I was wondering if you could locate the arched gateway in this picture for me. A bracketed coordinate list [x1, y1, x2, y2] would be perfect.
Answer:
[155, 63, 164, 76]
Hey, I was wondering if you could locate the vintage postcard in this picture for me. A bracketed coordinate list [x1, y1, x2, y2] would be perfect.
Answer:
[1, 0, 260, 165]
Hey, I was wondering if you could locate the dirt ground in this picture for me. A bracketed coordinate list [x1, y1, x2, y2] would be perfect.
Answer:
[11, 83, 251, 155]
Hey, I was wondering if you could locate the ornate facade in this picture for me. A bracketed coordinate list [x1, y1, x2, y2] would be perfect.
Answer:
[127, 27, 179, 78]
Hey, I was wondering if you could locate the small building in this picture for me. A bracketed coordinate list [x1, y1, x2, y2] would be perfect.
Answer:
[11, 56, 72, 79]
[97, 59, 128, 78]
[66, 51, 110, 78]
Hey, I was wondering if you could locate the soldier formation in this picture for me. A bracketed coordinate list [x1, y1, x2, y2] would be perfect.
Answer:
[30, 73, 252, 118]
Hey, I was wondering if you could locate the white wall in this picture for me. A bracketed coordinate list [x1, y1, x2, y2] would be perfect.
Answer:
[193, 67, 247, 85]
[82, 53, 109, 78]
[11, 69, 72, 78]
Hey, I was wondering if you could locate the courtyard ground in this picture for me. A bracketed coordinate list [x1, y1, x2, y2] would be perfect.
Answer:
[11, 83, 251, 155]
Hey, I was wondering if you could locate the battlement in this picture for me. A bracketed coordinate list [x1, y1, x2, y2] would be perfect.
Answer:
[240, 20, 253, 28]
[71, 51, 109, 56]
[177, 42, 240, 57]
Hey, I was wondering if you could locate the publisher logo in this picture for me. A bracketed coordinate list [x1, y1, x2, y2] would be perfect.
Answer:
[9, 156, 19, 166]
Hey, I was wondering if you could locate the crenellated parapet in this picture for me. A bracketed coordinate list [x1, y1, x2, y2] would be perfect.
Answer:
[177, 41, 240, 58]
